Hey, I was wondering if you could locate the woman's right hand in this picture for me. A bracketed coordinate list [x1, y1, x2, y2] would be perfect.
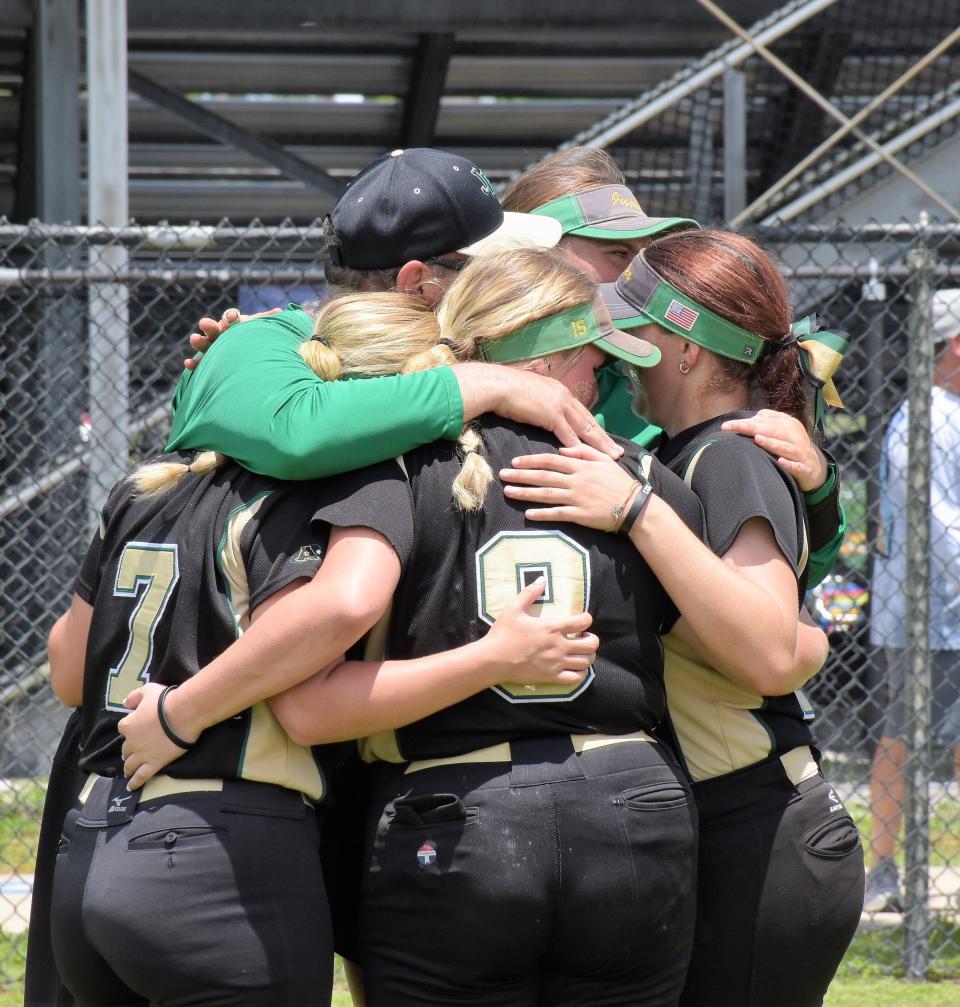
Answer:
[501, 442, 637, 531]
[480, 577, 597, 688]
[183, 306, 282, 371]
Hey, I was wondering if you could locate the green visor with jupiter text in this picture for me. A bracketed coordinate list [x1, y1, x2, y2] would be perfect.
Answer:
[600, 251, 767, 365]
[475, 294, 661, 369]
[532, 185, 700, 241]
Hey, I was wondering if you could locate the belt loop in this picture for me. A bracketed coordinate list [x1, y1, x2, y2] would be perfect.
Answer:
[509, 736, 586, 787]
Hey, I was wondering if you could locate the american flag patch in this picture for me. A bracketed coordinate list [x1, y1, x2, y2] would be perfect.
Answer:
[665, 299, 699, 331]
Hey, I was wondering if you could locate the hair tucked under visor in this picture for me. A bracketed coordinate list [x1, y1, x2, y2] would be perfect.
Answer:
[500, 148, 625, 214]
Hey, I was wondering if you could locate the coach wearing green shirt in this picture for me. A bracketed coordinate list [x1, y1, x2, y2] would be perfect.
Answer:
[168, 148, 624, 478]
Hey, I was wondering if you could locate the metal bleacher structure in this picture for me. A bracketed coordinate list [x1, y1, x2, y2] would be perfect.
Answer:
[0, 0, 955, 229]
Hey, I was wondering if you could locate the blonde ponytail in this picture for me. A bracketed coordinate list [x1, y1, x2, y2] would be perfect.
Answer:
[132, 450, 226, 497]
[300, 337, 342, 381]
[299, 293, 446, 378]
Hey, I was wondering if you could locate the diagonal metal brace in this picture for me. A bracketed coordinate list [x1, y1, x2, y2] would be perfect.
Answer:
[732, 25, 960, 224]
[128, 69, 345, 201]
[696, 0, 960, 222]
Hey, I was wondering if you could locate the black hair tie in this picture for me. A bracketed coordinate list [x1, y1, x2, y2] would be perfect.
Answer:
[157, 685, 197, 750]
[768, 331, 799, 352]
[310, 334, 331, 347]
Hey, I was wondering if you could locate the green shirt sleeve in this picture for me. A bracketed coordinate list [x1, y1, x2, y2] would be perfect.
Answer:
[592, 364, 664, 450]
[166, 307, 464, 480]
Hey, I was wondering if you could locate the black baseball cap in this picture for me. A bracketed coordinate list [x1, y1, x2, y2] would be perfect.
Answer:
[327, 148, 561, 270]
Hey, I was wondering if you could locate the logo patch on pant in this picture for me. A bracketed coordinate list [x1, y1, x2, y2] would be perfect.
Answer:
[417, 843, 437, 866]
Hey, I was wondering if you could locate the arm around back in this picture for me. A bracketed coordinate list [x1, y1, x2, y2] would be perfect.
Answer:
[167, 308, 464, 480]
[48, 594, 93, 708]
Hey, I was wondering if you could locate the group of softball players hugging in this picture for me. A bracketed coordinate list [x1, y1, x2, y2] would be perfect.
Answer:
[32, 146, 864, 1007]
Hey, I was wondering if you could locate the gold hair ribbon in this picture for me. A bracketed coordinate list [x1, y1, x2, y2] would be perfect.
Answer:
[790, 314, 848, 429]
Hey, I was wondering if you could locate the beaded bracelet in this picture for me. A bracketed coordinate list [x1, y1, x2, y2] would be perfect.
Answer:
[157, 685, 197, 750]
[608, 479, 641, 533]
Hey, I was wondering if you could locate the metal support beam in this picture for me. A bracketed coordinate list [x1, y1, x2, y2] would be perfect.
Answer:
[723, 66, 746, 220]
[3, 1, 84, 650]
[87, 0, 131, 513]
[903, 223, 935, 980]
[128, 70, 345, 201]
[401, 33, 455, 148]
[14, 0, 81, 222]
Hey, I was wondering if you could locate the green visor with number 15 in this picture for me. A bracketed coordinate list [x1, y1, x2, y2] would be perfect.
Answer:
[475, 293, 661, 369]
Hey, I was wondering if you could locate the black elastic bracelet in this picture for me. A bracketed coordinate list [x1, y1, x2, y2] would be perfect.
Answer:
[157, 685, 197, 750]
[619, 477, 653, 536]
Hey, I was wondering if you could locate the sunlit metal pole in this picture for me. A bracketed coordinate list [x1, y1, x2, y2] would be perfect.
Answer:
[86, 0, 130, 520]
[903, 214, 935, 980]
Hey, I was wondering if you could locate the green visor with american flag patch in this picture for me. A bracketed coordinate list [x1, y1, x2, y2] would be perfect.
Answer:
[600, 251, 766, 364]
[476, 293, 661, 369]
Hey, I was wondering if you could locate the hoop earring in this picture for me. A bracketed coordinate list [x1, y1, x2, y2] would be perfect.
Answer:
[679, 359, 690, 374]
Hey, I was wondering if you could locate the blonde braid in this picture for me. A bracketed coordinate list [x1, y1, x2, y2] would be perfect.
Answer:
[131, 450, 227, 497]
[451, 427, 494, 512]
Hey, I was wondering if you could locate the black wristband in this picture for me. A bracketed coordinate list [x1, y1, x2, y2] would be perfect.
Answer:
[805, 461, 842, 553]
[157, 685, 197, 750]
[619, 477, 653, 536]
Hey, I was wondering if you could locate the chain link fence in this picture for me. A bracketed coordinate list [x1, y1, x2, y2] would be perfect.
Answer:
[1, 217, 959, 991]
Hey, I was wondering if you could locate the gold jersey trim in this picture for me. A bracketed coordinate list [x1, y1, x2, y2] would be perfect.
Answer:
[216, 493, 325, 800]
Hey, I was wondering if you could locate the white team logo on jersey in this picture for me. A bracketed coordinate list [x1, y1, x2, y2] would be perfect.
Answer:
[827, 788, 843, 813]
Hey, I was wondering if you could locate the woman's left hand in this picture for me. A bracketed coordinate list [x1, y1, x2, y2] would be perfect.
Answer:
[501, 443, 635, 530]
[720, 409, 828, 493]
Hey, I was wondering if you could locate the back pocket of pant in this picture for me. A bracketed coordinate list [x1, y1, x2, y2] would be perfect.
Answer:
[127, 826, 225, 851]
[615, 781, 690, 812]
[389, 794, 479, 829]
[802, 814, 861, 859]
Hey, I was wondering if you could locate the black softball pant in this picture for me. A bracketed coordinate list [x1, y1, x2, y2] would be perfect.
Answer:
[360, 734, 699, 1007]
[679, 752, 864, 1007]
[51, 776, 332, 1007]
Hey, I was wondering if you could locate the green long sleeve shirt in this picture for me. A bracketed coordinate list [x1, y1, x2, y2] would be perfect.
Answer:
[167, 308, 843, 584]
[168, 307, 463, 480]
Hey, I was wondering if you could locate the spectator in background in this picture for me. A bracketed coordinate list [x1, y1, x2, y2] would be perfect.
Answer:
[865, 289, 960, 913]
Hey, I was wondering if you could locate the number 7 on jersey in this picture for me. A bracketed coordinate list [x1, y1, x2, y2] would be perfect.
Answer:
[105, 542, 180, 711]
